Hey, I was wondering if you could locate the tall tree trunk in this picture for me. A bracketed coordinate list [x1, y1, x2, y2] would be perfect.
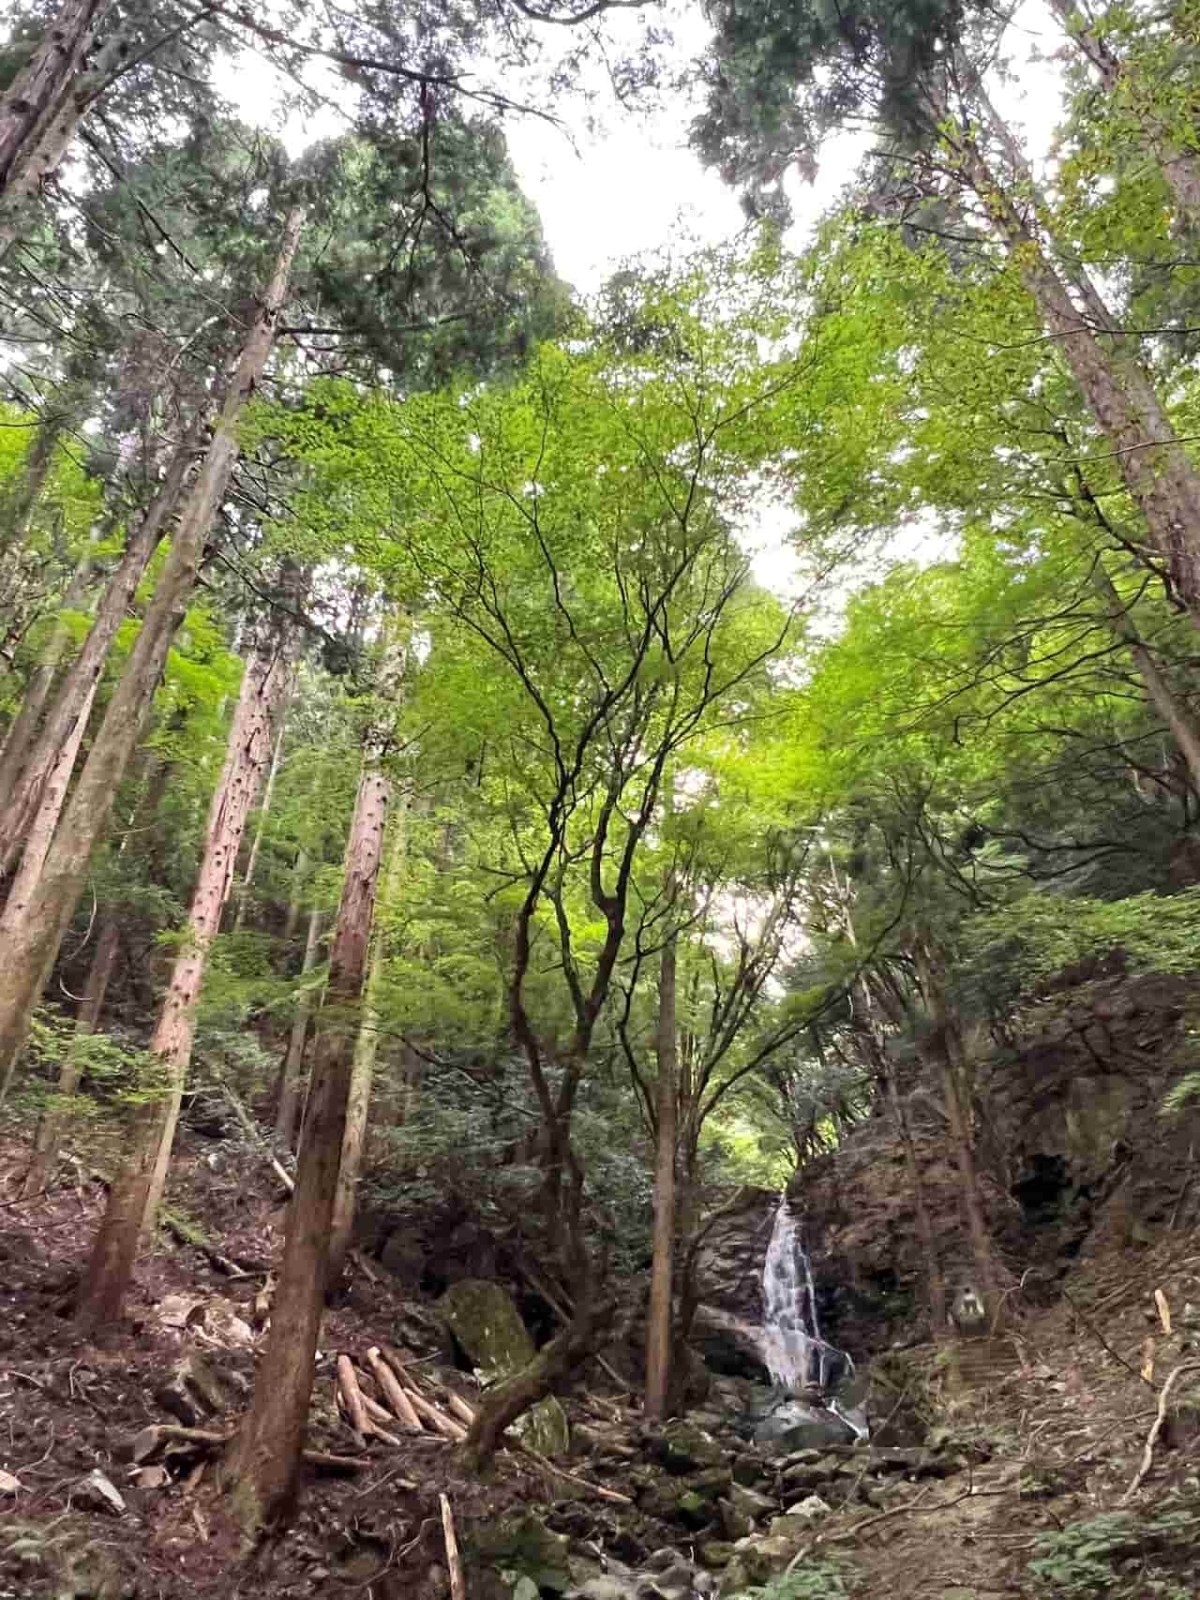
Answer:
[0, 677, 97, 933]
[22, 753, 171, 1198]
[274, 906, 322, 1148]
[0, 208, 303, 1099]
[0, 0, 104, 186]
[644, 925, 678, 1421]
[21, 915, 118, 1199]
[0, 531, 98, 828]
[0, 426, 198, 872]
[951, 121, 1200, 622]
[231, 682, 290, 931]
[1090, 559, 1200, 791]
[221, 749, 390, 1531]
[327, 790, 408, 1285]
[1046, 0, 1200, 229]
[0, 399, 70, 554]
[75, 638, 292, 1329]
[0, 2, 128, 257]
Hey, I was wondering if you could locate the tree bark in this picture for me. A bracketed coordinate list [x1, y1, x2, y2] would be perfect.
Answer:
[0, 526, 99, 824]
[21, 914, 118, 1198]
[221, 750, 389, 1530]
[643, 926, 678, 1421]
[327, 789, 408, 1286]
[231, 678, 291, 931]
[1046, 0, 1200, 230]
[1090, 559, 1200, 792]
[0, 677, 97, 935]
[0, 0, 105, 204]
[882, 1056, 947, 1330]
[952, 122, 1200, 622]
[0, 208, 303, 1098]
[275, 907, 323, 1148]
[75, 638, 292, 1328]
[0, 425, 198, 874]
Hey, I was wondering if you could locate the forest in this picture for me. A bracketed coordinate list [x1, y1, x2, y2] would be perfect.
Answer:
[2, 1, 1200, 1597]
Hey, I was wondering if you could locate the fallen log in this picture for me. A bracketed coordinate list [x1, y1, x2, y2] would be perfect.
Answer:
[365, 1346, 423, 1432]
[337, 1354, 372, 1440]
[128, 1424, 368, 1475]
[403, 1385, 468, 1441]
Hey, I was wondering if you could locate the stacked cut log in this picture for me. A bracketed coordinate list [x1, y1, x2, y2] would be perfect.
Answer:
[334, 1345, 472, 1443]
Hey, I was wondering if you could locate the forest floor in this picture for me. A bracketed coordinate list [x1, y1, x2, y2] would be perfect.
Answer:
[2, 1124, 1200, 1600]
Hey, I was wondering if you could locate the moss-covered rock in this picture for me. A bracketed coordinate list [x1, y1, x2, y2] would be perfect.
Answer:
[439, 1278, 569, 1457]
[468, 1513, 572, 1594]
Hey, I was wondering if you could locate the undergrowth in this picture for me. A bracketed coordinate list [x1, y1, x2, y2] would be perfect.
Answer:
[1028, 1501, 1200, 1598]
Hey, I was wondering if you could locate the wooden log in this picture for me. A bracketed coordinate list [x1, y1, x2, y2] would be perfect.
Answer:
[404, 1385, 468, 1441]
[440, 1493, 467, 1600]
[365, 1345, 423, 1431]
[360, 1392, 404, 1445]
[337, 1353, 371, 1439]
[443, 1390, 477, 1427]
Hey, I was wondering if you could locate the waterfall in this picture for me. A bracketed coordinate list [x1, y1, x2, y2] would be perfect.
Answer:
[759, 1195, 849, 1392]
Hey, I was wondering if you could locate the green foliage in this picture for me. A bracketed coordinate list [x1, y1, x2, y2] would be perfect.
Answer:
[731, 1559, 852, 1600]
[1029, 1505, 1200, 1598]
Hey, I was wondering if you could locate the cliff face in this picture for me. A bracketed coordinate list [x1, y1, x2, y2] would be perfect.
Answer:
[695, 971, 1200, 1368]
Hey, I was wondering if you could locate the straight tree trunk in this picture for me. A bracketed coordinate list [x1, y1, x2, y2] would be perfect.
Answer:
[326, 790, 408, 1285]
[22, 752, 171, 1198]
[1046, 0, 1200, 229]
[0, 208, 303, 1099]
[274, 906, 323, 1148]
[221, 750, 389, 1530]
[0, 677, 97, 933]
[643, 926, 678, 1421]
[0, 531, 99, 827]
[1090, 559, 1200, 791]
[21, 915, 118, 1198]
[0, 426, 198, 872]
[231, 682, 290, 930]
[75, 638, 292, 1329]
[950, 119, 1200, 621]
[0, 0, 104, 186]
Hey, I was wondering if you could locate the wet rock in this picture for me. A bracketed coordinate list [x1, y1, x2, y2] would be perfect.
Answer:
[697, 1542, 734, 1570]
[752, 1398, 856, 1454]
[727, 1482, 776, 1520]
[770, 1499, 829, 1536]
[439, 1279, 568, 1457]
[645, 1419, 725, 1474]
[730, 1451, 771, 1487]
[717, 1499, 754, 1541]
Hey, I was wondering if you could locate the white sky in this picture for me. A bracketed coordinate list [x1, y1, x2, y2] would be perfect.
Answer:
[212, 0, 1068, 595]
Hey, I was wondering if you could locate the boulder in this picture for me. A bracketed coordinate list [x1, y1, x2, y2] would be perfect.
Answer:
[752, 1398, 857, 1454]
[154, 1353, 232, 1427]
[727, 1482, 776, 1521]
[645, 1419, 725, 1474]
[439, 1279, 569, 1457]
[469, 1513, 572, 1594]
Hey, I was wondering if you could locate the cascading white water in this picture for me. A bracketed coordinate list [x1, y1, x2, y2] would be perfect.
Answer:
[759, 1195, 848, 1392]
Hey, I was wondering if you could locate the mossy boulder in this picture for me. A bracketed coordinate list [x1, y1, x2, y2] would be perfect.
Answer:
[469, 1512, 572, 1594]
[439, 1278, 569, 1457]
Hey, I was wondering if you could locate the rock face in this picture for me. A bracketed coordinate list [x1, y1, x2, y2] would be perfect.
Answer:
[439, 1278, 569, 1457]
[788, 970, 1200, 1356]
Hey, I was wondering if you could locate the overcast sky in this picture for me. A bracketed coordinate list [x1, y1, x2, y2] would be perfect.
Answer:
[212, 0, 1067, 593]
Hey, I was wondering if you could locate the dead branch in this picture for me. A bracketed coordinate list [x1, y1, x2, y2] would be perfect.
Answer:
[506, 1441, 633, 1505]
[440, 1493, 467, 1600]
[1120, 1360, 1200, 1504]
